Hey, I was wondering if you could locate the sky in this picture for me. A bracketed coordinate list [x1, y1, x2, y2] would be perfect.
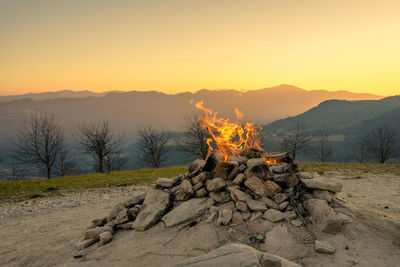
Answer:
[0, 0, 399, 96]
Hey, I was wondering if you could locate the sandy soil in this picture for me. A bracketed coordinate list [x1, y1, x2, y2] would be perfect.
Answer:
[0, 171, 399, 267]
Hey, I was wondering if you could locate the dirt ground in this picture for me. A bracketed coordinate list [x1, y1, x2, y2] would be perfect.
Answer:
[0, 171, 399, 267]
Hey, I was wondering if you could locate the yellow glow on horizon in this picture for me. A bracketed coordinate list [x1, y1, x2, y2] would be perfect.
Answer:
[1, 0, 400, 96]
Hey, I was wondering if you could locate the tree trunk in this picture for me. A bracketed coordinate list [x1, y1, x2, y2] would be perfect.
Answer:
[47, 165, 51, 179]
[98, 157, 104, 173]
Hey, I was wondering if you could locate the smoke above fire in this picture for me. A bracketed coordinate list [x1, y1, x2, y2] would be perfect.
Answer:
[193, 101, 262, 161]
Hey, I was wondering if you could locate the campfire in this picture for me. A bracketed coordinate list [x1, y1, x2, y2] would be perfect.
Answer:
[78, 102, 345, 261]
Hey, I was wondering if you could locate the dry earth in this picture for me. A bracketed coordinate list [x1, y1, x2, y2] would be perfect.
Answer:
[0, 171, 399, 267]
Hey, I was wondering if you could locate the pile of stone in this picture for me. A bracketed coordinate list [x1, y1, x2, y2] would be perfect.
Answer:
[77, 148, 345, 257]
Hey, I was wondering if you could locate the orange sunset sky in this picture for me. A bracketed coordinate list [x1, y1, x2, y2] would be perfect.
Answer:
[0, 0, 399, 96]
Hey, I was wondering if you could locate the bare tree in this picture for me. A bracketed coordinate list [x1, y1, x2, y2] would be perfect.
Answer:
[176, 113, 210, 160]
[311, 127, 332, 162]
[365, 126, 398, 164]
[137, 126, 170, 168]
[77, 120, 125, 173]
[348, 132, 369, 163]
[105, 153, 127, 173]
[11, 112, 65, 179]
[280, 121, 311, 160]
[55, 148, 76, 176]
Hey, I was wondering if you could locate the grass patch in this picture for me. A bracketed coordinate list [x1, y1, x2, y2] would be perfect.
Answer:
[298, 162, 400, 176]
[0, 166, 186, 203]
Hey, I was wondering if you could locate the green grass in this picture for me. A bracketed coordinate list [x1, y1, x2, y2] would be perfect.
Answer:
[0, 166, 186, 203]
[298, 162, 400, 176]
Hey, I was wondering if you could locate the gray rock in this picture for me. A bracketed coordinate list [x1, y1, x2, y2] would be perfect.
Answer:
[206, 211, 218, 223]
[246, 199, 268, 212]
[272, 193, 288, 204]
[127, 207, 140, 221]
[290, 219, 303, 227]
[313, 189, 336, 203]
[232, 173, 245, 185]
[298, 172, 314, 179]
[176, 179, 194, 201]
[301, 177, 342, 192]
[246, 158, 267, 169]
[230, 188, 251, 202]
[283, 210, 297, 221]
[132, 188, 170, 231]
[107, 203, 125, 222]
[303, 199, 344, 234]
[231, 211, 244, 224]
[241, 212, 251, 221]
[239, 148, 265, 158]
[217, 208, 233, 225]
[175, 243, 301, 267]
[193, 182, 203, 191]
[249, 211, 263, 221]
[278, 201, 289, 211]
[264, 180, 281, 198]
[124, 192, 146, 208]
[263, 209, 284, 223]
[246, 164, 272, 180]
[92, 217, 107, 227]
[192, 172, 207, 184]
[162, 198, 213, 227]
[156, 177, 178, 188]
[84, 226, 113, 240]
[75, 239, 97, 250]
[220, 201, 236, 211]
[189, 159, 206, 173]
[195, 188, 207, 198]
[314, 240, 336, 254]
[213, 161, 239, 179]
[273, 173, 298, 188]
[99, 231, 112, 245]
[235, 201, 249, 212]
[244, 176, 267, 196]
[210, 191, 231, 203]
[206, 178, 226, 192]
[263, 197, 279, 210]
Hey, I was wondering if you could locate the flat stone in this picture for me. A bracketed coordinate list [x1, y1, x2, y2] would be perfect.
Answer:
[220, 201, 236, 211]
[92, 217, 106, 227]
[75, 239, 97, 250]
[107, 203, 125, 222]
[230, 188, 251, 202]
[235, 201, 249, 212]
[239, 148, 265, 158]
[298, 172, 314, 179]
[213, 161, 239, 179]
[206, 212, 218, 223]
[117, 222, 134, 229]
[241, 212, 251, 221]
[301, 177, 342, 192]
[209, 191, 231, 203]
[246, 164, 272, 180]
[231, 211, 244, 224]
[162, 198, 213, 227]
[124, 192, 146, 208]
[249, 211, 263, 221]
[246, 199, 268, 212]
[206, 178, 226, 192]
[195, 188, 207, 198]
[264, 225, 309, 260]
[127, 207, 140, 221]
[313, 189, 336, 203]
[217, 208, 233, 225]
[175, 243, 301, 267]
[132, 188, 170, 231]
[247, 158, 267, 169]
[99, 231, 112, 245]
[156, 177, 178, 188]
[265, 181, 281, 198]
[315, 240, 336, 254]
[284, 210, 297, 221]
[244, 176, 267, 196]
[290, 219, 303, 227]
[232, 173, 245, 185]
[193, 182, 203, 191]
[263, 197, 279, 210]
[188, 159, 206, 173]
[192, 172, 207, 184]
[303, 199, 344, 234]
[176, 179, 194, 201]
[273, 173, 298, 188]
[272, 193, 288, 204]
[84, 226, 113, 240]
[263, 209, 284, 223]
[278, 201, 289, 211]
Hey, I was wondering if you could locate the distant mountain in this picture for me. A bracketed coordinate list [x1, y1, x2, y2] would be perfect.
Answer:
[265, 95, 400, 133]
[0, 85, 383, 143]
[0, 90, 108, 102]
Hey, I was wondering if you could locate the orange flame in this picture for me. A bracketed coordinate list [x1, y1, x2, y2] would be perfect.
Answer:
[194, 101, 262, 161]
